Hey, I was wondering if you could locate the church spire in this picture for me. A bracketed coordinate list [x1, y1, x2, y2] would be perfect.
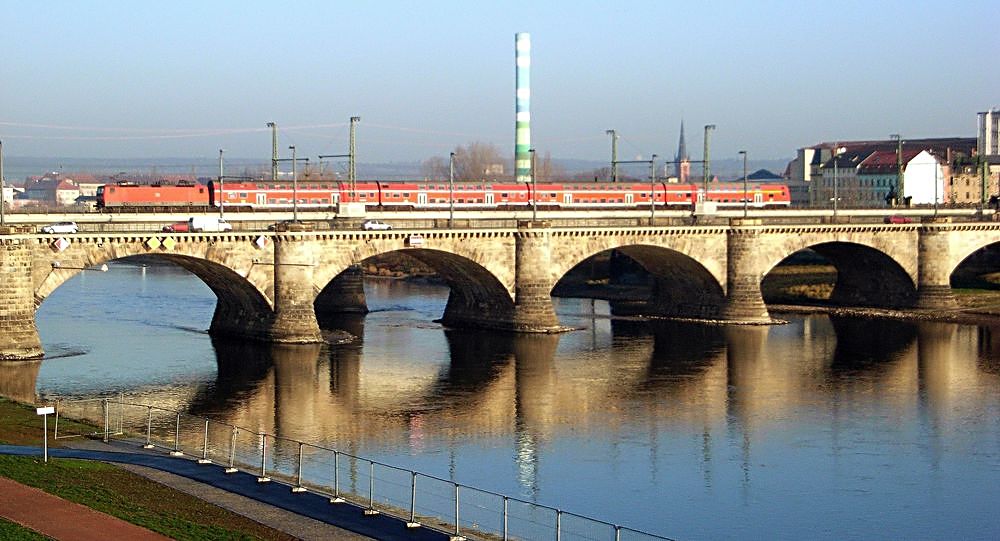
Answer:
[676, 120, 689, 161]
[675, 120, 691, 183]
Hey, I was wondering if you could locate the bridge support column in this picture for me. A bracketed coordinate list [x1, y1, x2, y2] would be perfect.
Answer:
[512, 221, 563, 332]
[269, 237, 323, 343]
[720, 221, 772, 323]
[915, 218, 958, 310]
[0, 238, 44, 360]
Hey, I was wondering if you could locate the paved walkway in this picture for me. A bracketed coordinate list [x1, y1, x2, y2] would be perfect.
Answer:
[0, 443, 451, 541]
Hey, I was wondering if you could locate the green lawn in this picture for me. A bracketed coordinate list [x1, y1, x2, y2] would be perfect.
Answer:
[0, 398, 296, 541]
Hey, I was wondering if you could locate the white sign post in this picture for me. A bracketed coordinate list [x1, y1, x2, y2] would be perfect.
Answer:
[36, 406, 54, 463]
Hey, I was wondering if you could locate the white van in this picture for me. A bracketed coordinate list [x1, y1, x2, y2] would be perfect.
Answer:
[188, 216, 233, 232]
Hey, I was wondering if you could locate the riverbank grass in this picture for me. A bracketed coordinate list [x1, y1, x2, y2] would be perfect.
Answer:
[0, 397, 296, 541]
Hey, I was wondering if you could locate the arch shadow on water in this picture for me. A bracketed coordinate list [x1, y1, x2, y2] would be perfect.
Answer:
[827, 316, 917, 373]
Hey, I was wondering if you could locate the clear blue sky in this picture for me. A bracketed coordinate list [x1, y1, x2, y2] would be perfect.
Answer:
[1, 0, 996, 164]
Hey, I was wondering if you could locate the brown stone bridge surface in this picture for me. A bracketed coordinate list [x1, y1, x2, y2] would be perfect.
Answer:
[1, 218, 999, 360]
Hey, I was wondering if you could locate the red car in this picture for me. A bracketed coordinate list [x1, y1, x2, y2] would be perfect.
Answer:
[162, 222, 190, 233]
[883, 215, 913, 224]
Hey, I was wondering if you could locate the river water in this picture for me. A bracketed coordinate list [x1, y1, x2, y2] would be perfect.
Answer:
[7, 262, 1000, 540]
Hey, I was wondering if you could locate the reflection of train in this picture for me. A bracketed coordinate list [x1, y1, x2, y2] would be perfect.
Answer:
[97, 180, 791, 211]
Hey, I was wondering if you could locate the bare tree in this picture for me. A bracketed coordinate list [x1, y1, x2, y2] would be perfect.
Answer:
[453, 142, 507, 181]
[420, 156, 449, 180]
[535, 151, 565, 181]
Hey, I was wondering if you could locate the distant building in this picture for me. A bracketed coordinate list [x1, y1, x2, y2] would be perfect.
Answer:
[791, 137, 977, 207]
[980, 108, 1000, 157]
[21, 173, 82, 206]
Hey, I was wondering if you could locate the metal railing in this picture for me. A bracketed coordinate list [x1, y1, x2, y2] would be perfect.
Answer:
[53, 395, 673, 541]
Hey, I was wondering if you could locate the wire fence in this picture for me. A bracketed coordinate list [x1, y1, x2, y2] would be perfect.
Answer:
[53, 395, 674, 541]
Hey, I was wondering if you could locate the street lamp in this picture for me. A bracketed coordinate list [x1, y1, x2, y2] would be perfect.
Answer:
[289, 146, 298, 222]
[449, 151, 455, 227]
[218, 149, 225, 221]
[890, 134, 902, 206]
[832, 146, 845, 219]
[0, 139, 5, 227]
[649, 154, 658, 224]
[739, 150, 748, 217]
[530, 148, 537, 220]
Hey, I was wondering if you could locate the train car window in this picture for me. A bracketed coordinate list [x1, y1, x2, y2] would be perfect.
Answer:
[268, 199, 277, 204]
[601, 199, 607, 203]
[501, 193, 508, 197]
[403, 193, 409, 197]
[369, 192, 375, 197]
[199, 188, 205, 193]
[110, 187, 116, 193]
[239, 192, 247, 198]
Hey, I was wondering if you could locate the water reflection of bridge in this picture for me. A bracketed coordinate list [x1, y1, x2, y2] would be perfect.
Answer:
[4, 317, 999, 490]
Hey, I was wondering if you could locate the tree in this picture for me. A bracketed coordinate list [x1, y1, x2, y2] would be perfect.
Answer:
[453, 142, 507, 180]
[535, 151, 565, 181]
[420, 156, 449, 180]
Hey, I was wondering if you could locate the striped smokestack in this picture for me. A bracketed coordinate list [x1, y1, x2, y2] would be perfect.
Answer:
[515, 32, 531, 182]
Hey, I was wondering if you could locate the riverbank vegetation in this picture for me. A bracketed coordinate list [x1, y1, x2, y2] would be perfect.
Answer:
[0, 398, 296, 540]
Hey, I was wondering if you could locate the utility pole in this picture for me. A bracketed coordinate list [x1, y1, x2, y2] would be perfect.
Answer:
[649, 154, 658, 224]
[703, 124, 716, 196]
[266, 122, 278, 181]
[606, 129, 618, 182]
[290, 146, 298, 223]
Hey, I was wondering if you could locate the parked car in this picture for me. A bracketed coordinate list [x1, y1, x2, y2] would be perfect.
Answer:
[883, 215, 913, 224]
[162, 222, 190, 233]
[188, 216, 232, 232]
[40, 222, 78, 234]
[362, 219, 392, 231]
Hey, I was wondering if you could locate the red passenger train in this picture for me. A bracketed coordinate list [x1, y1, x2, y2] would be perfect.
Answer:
[97, 180, 791, 211]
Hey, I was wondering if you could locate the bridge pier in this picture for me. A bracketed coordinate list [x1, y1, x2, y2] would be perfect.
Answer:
[0, 239, 44, 360]
[915, 218, 959, 310]
[720, 222, 773, 324]
[268, 237, 324, 343]
[511, 222, 563, 332]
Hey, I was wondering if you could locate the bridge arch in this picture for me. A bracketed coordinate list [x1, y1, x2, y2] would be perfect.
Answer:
[314, 242, 516, 331]
[33, 241, 275, 339]
[755, 232, 918, 309]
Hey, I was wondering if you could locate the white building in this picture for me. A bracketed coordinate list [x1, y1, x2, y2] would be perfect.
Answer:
[980, 108, 1000, 157]
[903, 150, 946, 205]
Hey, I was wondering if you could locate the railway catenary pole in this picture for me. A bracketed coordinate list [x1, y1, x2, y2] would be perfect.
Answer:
[348, 116, 360, 198]
[649, 154, 657, 224]
[606, 129, 619, 182]
[267, 122, 278, 181]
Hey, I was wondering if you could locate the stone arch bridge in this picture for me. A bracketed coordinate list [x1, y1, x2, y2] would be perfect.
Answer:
[1, 218, 997, 360]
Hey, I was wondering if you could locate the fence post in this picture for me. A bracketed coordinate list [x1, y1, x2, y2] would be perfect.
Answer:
[406, 472, 420, 528]
[292, 442, 306, 492]
[143, 406, 153, 448]
[102, 399, 109, 443]
[330, 451, 344, 503]
[53, 401, 60, 441]
[364, 461, 379, 515]
[169, 412, 182, 455]
[503, 496, 509, 541]
[452, 484, 462, 540]
[225, 426, 238, 473]
[257, 434, 270, 482]
[198, 419, 211, 463]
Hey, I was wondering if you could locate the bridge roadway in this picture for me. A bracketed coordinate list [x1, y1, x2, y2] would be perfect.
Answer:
[1, 216, 999, 360]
